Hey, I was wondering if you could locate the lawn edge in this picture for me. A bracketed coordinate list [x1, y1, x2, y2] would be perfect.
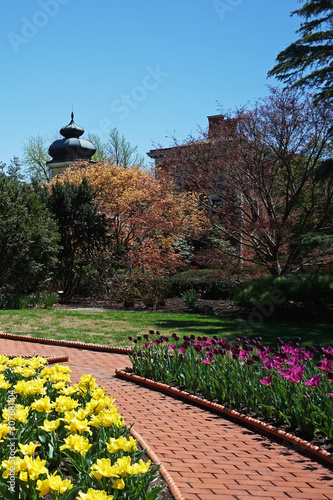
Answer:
[116, 367, 333, 468]
[0, 333, 132, 354]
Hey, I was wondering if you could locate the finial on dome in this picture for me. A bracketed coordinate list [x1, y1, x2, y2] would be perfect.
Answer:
[71, 111, 74, 121]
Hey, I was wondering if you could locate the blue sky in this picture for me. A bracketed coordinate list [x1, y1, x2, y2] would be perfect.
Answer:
[1, 0, 301, 168]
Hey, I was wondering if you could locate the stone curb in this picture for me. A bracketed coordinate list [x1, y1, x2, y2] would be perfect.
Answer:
[130, 427, 186, 500]
[116, 368, 333, 468]
[0, 333, 131, 354]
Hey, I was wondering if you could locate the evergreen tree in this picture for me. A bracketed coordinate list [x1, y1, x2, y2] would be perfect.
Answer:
[44, 178, 106, 297]
[0, 173, 59, 298]
[268, 0, 333, 102]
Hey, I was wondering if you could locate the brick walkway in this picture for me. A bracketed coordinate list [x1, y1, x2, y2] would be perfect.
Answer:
[1, 337, 333, 500]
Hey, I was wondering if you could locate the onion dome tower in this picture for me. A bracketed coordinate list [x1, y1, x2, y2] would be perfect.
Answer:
[47, 112, 96, 179]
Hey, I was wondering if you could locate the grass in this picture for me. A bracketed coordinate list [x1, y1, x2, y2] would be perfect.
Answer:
[0, 309, 332, 348]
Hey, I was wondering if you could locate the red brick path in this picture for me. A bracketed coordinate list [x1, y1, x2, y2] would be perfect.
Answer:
[1, 337, 332, 500]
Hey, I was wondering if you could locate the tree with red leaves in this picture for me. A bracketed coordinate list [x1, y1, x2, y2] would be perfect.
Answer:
[155, 87, 333, 275]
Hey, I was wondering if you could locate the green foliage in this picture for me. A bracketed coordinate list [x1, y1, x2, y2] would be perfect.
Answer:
[170, 270, 238, 299]
[233, 274, 333, 309]
[0, 173, 59, 295]
[268, 0, 333, 102]
[182, 289, 198, 309]
[42, 179, 106, 298]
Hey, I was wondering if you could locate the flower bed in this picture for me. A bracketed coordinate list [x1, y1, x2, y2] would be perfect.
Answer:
[129, 332, 333, 448]
[0, 355, 162, 499]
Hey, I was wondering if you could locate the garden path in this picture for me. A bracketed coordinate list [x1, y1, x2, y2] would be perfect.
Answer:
[1, 336, 333, 500]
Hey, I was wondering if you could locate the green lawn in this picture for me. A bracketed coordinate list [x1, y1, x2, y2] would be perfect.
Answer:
[0, 309, 331, 348]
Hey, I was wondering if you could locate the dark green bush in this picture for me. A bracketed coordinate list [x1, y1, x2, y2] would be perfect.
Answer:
[170, 270, 238, 300]
[233, 274, 333, 309]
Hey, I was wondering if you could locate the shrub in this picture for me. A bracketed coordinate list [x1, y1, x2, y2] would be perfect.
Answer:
[233, 274, 333, 309]
[170, 269, 238, 300]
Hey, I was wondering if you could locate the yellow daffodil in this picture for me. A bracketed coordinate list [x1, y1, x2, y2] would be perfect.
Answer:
[54, 396, 79, 413]
[77, 488, 114, 500]
[0, 364, 7, 373]
[59, 434, 92, 456]
[0, 355, 8, 364]
[31, 396, 54, 413]
[105, 436, 137, 454]
[36, 472, 73, 496]
[18, 442, 40, 456]
[39, 418, 61, 432]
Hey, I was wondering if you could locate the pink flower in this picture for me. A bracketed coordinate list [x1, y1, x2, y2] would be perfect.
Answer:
[317, 358, 332, 373]
[304, 392, 312, 398]
[259, 375, 273, 386]
[178, 348, 186, 354]
[168, 344, 176, 351]
[202, 357, 212, 364]
[327, 393, 333, 398]
[303, 374, 322, 387]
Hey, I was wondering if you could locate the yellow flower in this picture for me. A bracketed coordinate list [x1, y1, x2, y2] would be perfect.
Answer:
[0, 374, 12, 389]
[0, 364, 7, 373]
[112, 478, 125, 490]
[0, 423, 12, 442]
[77, 488, 114, 500]
[89, 409, 122, 428]
[54, 395, 79, 413]
[60, 385, 79, 396]
[2, 404, 30, 423]
[36, 472, 73, 496]
[59, 434, 92, 456]
[39, 418, 61, 432]
[65, 417, 92, 435]
[31, 396, 54, 413]
[18, 442, 40, 456]
[127, 459, 151, 475]
[1, 456, 25, 478]
[8, 357, 25, 367]
[105, 436, 137, 454]
[111, 456, 131, 476]
[0, 355, 9, 364]
[15, 378, 46, 396]
[90, 458, 115, 480]
[19, 456, 48, 481]
[78, 374, 98, 393]
[63, 408, 89, 422]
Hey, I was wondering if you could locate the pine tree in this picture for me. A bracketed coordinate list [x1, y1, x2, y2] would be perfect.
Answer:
[268, 0, 333, 102]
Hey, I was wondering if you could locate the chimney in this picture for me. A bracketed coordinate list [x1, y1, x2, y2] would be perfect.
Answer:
[208, 115, 225, 138]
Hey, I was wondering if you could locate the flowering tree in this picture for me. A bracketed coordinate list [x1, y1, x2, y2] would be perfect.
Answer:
[156, 87, 333, 275]
[48, 162, 208, 274]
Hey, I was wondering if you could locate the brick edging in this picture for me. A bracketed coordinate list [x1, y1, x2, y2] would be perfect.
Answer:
[130, 428, 185, 500]
[116, 368, 333, 468]
[0, 333, 132, 354]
